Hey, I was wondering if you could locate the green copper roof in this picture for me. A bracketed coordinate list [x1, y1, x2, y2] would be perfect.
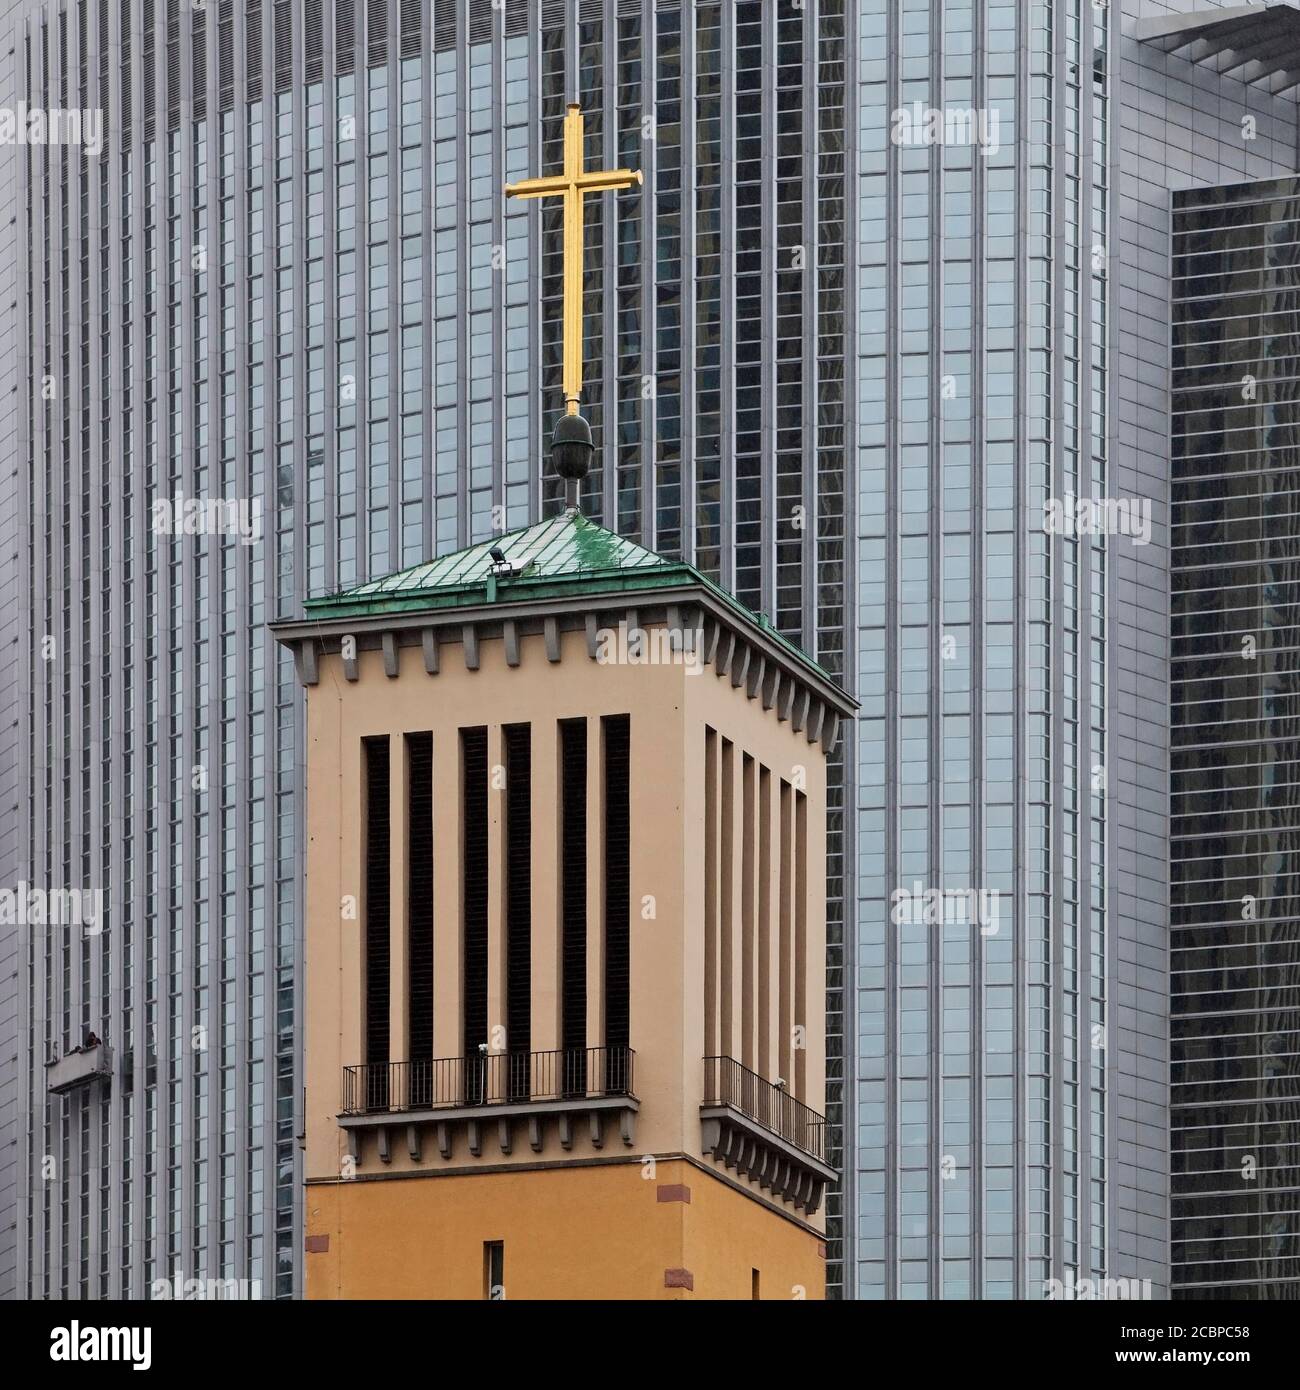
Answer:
[303, 509, 840, 688]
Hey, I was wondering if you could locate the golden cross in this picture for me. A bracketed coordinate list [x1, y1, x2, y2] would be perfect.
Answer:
[505, 103, 642, 416]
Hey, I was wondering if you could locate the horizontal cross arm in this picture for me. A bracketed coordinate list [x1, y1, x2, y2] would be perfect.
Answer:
[503, 175, 572, 200]
[575, 168, 644, 192]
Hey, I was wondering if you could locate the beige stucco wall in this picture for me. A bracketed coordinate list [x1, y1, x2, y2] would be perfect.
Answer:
[302, 616, 831, 1231]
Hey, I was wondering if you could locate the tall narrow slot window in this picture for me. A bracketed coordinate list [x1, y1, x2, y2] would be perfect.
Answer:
[461, 727, 489, 1102]
[758, 765, 771, 1079]
[560, 718, 588, 1094]
[406, 733, 434, 1099]
[795, 789, 807, 1100]
[504, 723, 532, 1100]
[779, 779, 793, 1087]
[720, 738, 735, 1061]
[704, 727, 718, 1060]
[741, 753, 755, 1072]
[483, 1240, 505, 1300]
[363, 737, 391, 1109]
[602, 715, 630, 1092]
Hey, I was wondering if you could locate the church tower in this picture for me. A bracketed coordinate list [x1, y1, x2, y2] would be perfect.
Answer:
[271, 106, 856, 1299]
[273, 483, 854, 1299]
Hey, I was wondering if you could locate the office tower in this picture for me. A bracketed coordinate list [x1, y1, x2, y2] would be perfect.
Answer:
[6, 0, 853, 1300]
[275, 487, 852, 1298]
[1170, 174, 1300, 1300]
[851, 0, 1293, 1300]
[12, 0, 1300, 1306]
[1120, 3, 1300, 1301]
[0, 0, 28, 1304]
[854, 0, 1132, 1298]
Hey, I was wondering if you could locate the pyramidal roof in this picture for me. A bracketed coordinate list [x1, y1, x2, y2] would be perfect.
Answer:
[303, 509, 840, 688]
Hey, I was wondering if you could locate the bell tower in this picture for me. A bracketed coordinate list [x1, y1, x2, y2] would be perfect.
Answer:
[273, 442, 853, 1298]
[271, 104, 855, 1299]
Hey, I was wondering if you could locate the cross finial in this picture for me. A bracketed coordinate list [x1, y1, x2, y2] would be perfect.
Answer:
[505, 104, 642, 417]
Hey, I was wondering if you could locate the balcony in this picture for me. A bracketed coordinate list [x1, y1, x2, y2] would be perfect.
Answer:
[700, 1056, 837, 1216]
[338, 1047, 638, 1166]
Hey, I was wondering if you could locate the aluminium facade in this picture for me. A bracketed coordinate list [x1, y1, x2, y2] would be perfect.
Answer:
[11, 0, 1300, 1306]
[855, 0, 1148, 1298]
[1119, 3, 1300, 1302]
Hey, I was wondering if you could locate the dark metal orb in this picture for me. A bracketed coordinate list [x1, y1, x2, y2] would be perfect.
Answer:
[552, 411, 594, 482]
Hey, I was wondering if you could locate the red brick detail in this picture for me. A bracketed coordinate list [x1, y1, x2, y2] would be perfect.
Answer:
[664, 1267, 695, 1291]
[305, 1234, 330, 1254]
[656, 1183, 692, 1204]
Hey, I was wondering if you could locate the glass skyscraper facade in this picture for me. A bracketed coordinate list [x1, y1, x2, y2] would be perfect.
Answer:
[854, 0, 1117, 1297]
[7, 0, 852, 1299]
[1171, 175, 1300, 1300]
[22, 0, 1281, 1305]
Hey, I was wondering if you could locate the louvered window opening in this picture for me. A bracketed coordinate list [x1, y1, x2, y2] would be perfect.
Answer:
[461, 728, 489, 1103]
[166, 0, 179, 128]
[363, 738, 391, 1110]
[468, 0, 492, 46]
[399, 0, 421, 58]
[218, 0, 234, 112]
[191, 6, 206, 120]
[406, 733, 434, 1075]
[274, 0, 293, 92]
[504, 724, 532, 1100]
[304, 0, 322, 84]
[336, 0, 356, 74]
[98, 0, 109, 114]
[602, 716, 630, 1094]
[142, 0, 155, 139]
[119, 0, 131, 147]
[366, 0, 387, 68]
[77, 4, 88, 120]
[433, 0, 455, 52]
[247, 0, 263, 102]
[560, 719, 587, 1093]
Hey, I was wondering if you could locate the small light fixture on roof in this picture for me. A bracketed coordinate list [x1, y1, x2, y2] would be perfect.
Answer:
[487, 545, 536, 579]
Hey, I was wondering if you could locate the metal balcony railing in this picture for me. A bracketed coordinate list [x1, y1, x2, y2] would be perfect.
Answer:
[341, 1046, 635, 1116]
[702, 1055, 826, 1164]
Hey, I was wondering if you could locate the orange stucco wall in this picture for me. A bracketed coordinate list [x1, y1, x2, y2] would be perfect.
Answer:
[305, 1158, 824, 1300]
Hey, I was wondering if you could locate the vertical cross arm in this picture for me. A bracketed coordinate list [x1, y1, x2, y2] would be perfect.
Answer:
[501, 104, 643, 418]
